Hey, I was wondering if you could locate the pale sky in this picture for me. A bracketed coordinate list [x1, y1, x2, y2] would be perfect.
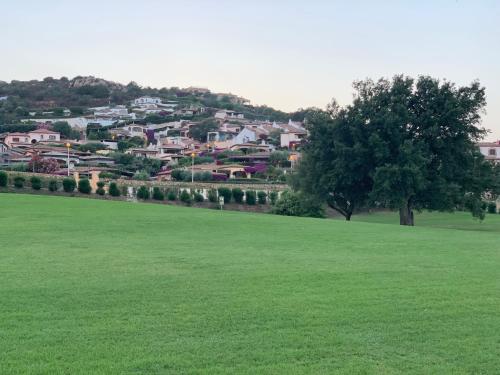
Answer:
[3, 0, 499, 139]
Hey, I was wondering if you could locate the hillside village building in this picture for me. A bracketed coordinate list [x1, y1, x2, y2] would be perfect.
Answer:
[478, 141, 500, 163]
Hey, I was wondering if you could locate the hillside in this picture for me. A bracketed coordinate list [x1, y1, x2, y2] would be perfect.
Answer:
[1, 194, 500, 374]
[0, 76, 292, 123]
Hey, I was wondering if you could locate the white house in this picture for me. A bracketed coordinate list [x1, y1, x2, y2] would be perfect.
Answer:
[232, 127, 257, 145]
[28, 129, 61, 143]
[3, 133, 31, 147]
[134, 96, 162, 105]
[280, 131, 306, 148]
[478, 141, 500, 163]
[125, 124, 147, 138]
[214, 110, 244, 120]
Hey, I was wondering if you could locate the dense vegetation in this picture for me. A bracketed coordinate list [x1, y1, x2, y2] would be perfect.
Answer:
[0, 76, 294, 124]
[295, 76, 500, 225]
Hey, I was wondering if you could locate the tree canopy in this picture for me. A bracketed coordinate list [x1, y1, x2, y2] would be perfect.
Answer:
[296, 76, 496, 225]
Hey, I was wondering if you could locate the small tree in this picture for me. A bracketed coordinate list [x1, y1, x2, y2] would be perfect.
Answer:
[257, 191, 267, 204]
[28, 155, 59, 174]
[137, 186, 150, 200]
[232, 188, 244, 203]
[62, 178, 76, 192]
[0, 171, 8, 187]
[78, 179, 91, 194]
[152, 187, 164, 201]
[30, 176, 42, 190]
[218, 187, 231, 204]
[269, 191, 278, 205]
[108, 182, 120, 197]
[13, 176, 25, 189]
[208, 189, 218, 203]
[96, 181, 106, 196]
[48, 179, 58, 192]
[180, 190, 191, 204]
[167, 190, 177, 201]
[194, 192, 204, 202]
[245, 190, 256, 205]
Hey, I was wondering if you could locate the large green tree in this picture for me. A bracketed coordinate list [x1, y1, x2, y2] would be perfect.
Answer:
[293, 109, 373, 220]
[297, 76, 495, 225]
[189, 119, 219, 142]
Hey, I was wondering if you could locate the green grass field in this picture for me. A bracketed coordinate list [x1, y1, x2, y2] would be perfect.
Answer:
[1, 194, 500, 374]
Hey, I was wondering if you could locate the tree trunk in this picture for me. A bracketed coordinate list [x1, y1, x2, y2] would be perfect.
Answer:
[399, 201, 414, 226]
[345, 211, 352, 221]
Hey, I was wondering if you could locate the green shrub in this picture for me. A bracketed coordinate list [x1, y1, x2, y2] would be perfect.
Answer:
[245, 190, 256, 205]
[271, 190, 325, 218]
[152, 187, 164, 201]
[487, 202, 497, 214]
[30, 176, 42, 190]
[217, 187, 231, 204]
[0, 171, 7, 187]
[96, 181, 106, 196]
[48, 179, 58, 192]
[208, 189, 218, 203]
[269, 191, 278, 205]
[167, 190, 177, 201]
[232, 188, 244, 203]
[62, 178, 76, 192]
[13, 176, 25, 189]
[194, 192, 204, 202]
[257, 191, 267, 204]
[180, 190, 191, 204]
[137, 186, 150, 200]
[108, 182, 120, 197]
[78, 178, 91, 194]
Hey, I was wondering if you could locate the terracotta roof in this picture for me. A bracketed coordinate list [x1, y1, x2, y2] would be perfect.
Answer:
[29, 129, 59, 134]
[478, 141, 500, 147]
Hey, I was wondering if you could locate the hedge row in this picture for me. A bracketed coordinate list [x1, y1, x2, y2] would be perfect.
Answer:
[0, 171, 280, 206]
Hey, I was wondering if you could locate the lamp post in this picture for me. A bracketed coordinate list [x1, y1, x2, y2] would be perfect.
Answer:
[65, 142, 71, 176]
[191, 152, 196, 183]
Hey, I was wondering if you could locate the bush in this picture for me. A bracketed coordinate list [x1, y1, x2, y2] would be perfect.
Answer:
[245, 190, 256, 205]
[13, 176, 25, 189]
[133, 170, 150, 181]
[167, 190, 177, 201]
[96, 181, 106, 196]
[218, 187, 231, 204]
[152, 187, 164, 201]
[108, 182, 120, 197]
[232, 188, 244, 203]
[271, 190, 325, 218]
[62, 178, 76, 192]
[269, 191, 278, 205]
[487, 202, 497, 214]
[137, 186, 150, 200]
[0, 171, 7, 187]
[48, 179, 58, 192]
[208, 189, 218, 203]
[194, 192, 204, 202]
[180, 189, 191, 204]
[257, 191, 267, 204]
[78, 178, 91, 194]
[30, 176, 42, 190]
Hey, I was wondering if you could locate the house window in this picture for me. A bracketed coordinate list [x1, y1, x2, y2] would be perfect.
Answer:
[49, 135, 56, 140]
[489, 148, 497, 156]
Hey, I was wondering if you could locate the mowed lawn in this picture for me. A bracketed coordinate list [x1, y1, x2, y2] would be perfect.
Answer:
[1, 194, 500, 374]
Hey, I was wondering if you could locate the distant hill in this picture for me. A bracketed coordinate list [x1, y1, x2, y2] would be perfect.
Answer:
[0, 76, 296, 124]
